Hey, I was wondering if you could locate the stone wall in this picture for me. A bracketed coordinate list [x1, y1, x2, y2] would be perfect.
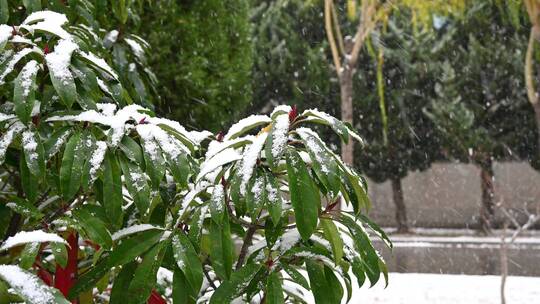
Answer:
[366, 162, 540, 229]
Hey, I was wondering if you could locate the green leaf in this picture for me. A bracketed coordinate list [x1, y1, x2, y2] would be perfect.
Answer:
[102, 151, 123, 228]
[119, 136, 144, 166]
[168, 152, 190, 187]
[320, 218, 344, 263]
[13, 60, 39, 124]
[47, 54, 77, 109]
[5, 198, 43, 219]
[108, 229, 164, 267]
[357, 214, 392, 249]
[19, 242, 39, 269]
[209, 184, 225, 225]
[209, 263, 262, 304]
[0, 0, 8, 24]
[22, 130, 45, 180]
[51, 242, 68, 268]
[44, 127, 71, 159]
[22, 0, 41, 13]
[19, 152, 38, 203]
[339, 215, 381, 286]
[282, 264, 310, 290]
[127, 242, 166, 304]
[209, 212, 233, 280]
[69, 256, 111, 299]
[286, 148, 319, 240]
[301, 110, 350, 143]
[171, 232, 203, 296]
[0, 265, 70, 304]
[119, 155, 150, 215]
[306, 260, 341, 304]
[141, 137, 165, 189]
[266, 272, 284, 304]
[60, 132, 84, 201]
[265, 173, 282, 225]
[110, 262, 137, 304]
[73, 207, 113, 250]
[297, 128, 341, 196]
[172, 267, 197, 304]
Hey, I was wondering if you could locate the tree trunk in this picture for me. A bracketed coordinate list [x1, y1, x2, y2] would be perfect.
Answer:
[479, 159, 495, 234]
[391, 177, 409, 233]
[340, 67, 354, 165]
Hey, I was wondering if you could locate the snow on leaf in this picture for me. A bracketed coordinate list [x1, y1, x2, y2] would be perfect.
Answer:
[272, 228, 301, 254]
[103, 30, 119, 46]
[136, 124, 188, 160]
[0, 25, 11, 50]
[0, 230, 66, 251]
[0, 265, 68, 304]
[78, 51, 119, 81]
[271, 105, 292, 118]
[18, 60, 39, 100]
[111, 224, 162, 241]
[205, 136, 253, 159]
[224, 114, 272, 140]
[296, 127, 330, 173]
[211, 184, 225, 213]
[0, 113, 16, 122]
[88, 141, 107, 183]
[0, 48, 39, 85]
[22, 130, 38, 162]
[197, 148, 242, 182]
[270, 114, 289, 159]
[45, 39, 78, 85]
[0, 122, 25, 164]
[96, 103, 117, 117]
[21, 11, 70, 39]
[239, 133, 268, 195]
[124, 38, 145, 61]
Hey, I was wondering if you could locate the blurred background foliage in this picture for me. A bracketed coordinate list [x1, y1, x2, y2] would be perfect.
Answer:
[1, 0, 538, 231]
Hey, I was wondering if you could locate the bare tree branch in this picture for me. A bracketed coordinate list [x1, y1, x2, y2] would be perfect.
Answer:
[324, 0, 342, 74]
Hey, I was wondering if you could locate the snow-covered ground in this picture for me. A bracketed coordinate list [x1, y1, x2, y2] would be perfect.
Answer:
[350, 272, 540, 303]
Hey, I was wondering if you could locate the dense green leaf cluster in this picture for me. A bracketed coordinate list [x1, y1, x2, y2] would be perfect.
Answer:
[139, 0, 253, 132]
[0, 11, 390, 304]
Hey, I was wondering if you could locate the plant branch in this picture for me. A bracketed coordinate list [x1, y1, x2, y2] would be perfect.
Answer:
[236, 223, 258, 270]
[325, 0, 342, 74]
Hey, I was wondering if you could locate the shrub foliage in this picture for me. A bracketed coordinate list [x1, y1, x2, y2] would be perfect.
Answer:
[0, 11, 390, 304]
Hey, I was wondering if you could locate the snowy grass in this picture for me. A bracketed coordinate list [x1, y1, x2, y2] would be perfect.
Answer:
[350, 272, 540, 304]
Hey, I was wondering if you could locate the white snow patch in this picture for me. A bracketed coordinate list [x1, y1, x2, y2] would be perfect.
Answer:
[0, 25, 12, 47]
[22, 11, 70, 39]
[270, 114, 289, 159]
[45, 39, 78, 85]
[18, 60, 39, 99]
[0, 122, 25, 162]
[112, 224, 162, 241]
[224, 115, 271, 140]
[88, 141, 107, 183]
[197, 148, 241, 182]
[239, 133, 268, 195]
[0, 265, 59, 304]
[351, 273, 540, 304]
[22, 131, 38, 162]
[1, 230, 65, 251]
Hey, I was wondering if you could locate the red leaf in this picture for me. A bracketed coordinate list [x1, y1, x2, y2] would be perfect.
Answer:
[54, 231, 78, 301]
[147, 290, 167, 304]
[288, 105, 298, 123]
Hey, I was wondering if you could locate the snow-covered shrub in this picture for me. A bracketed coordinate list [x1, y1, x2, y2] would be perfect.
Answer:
[0, 11, 390, 304]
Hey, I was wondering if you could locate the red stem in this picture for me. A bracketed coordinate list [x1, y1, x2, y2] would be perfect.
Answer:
[54, 231, 78, 302]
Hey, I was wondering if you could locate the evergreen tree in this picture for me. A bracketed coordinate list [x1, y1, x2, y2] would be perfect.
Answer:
[140, 0, 253, 132]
